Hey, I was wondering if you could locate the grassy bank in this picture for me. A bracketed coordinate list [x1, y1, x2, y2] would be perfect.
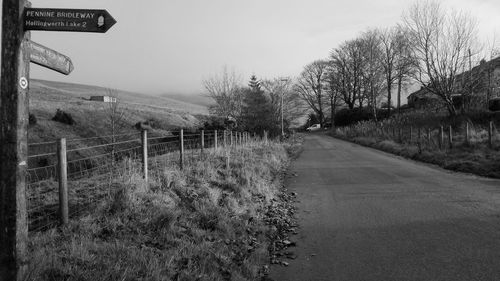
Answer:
[26, 139, 296, 280]
[332, 126, 500, 179]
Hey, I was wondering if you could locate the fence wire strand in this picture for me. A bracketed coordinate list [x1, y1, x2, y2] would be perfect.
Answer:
[26, 130, 249, 233]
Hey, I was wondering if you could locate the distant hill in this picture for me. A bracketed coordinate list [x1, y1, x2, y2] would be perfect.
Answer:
[28, 79, 208, 144]
[33, 79, 208, 115]
[160, 92, 214, 108]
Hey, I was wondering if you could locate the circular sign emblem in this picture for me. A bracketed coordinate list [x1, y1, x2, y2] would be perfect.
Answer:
[19, 77, 28, 89]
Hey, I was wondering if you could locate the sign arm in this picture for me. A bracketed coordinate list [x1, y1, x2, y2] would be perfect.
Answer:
[24, 8, 116, 33]
[29, 41, 74, 75]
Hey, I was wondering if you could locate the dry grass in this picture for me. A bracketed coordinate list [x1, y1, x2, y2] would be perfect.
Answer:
[332, 110, 500, 179]
[28, 79, 206, 144]
[336, 134, 500, 179]
[26, 141, 290, 281]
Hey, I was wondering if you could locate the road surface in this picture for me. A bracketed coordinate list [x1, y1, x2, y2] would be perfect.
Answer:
[271, 133, 500, 281]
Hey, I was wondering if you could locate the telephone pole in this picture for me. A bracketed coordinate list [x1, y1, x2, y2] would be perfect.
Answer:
[279, 77, 289, 139]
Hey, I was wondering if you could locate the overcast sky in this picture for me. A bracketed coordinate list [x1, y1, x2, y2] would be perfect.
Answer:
[9, 0, 500, 95]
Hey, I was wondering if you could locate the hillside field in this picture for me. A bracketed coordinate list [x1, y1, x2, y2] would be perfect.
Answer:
[28, 79, 209, 144]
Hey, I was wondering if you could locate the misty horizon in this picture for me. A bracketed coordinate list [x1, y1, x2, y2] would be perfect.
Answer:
[1, 0, 498, 95]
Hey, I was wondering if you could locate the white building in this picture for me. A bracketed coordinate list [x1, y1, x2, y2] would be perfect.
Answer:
[90, 96, 117, 103]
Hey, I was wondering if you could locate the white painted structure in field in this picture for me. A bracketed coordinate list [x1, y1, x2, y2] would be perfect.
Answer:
[90, 95, 117, 103]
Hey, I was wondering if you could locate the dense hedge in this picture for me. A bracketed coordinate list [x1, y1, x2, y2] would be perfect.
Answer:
[29, 113, 37, 126]
[52, 109, 75, 125]
[334, 107, 392, 127]
[489, 98, 500, 112]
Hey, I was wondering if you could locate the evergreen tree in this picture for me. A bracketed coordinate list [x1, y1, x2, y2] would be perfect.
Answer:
[248, 75, 262, 93]
[241, 75, 276, 135]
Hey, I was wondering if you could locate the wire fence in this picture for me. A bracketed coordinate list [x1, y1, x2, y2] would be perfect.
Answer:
[335, 119, 500, 151]
[26, 130, 257, 232]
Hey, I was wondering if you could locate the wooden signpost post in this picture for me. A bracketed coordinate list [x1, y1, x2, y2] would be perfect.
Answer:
[0, 2, 31, 280]
[0, 2, 116, 280]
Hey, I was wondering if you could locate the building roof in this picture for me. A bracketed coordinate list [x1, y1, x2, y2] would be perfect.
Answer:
[455, 56, 500, 91]
[407, 87, 437, 100]
[408, 56, 500, 99]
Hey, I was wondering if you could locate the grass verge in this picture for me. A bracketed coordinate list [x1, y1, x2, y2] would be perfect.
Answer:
[332, 133, 500, 179]
[26, 139, 298, 281]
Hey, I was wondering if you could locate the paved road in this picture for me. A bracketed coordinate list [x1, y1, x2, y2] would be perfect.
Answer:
[271, 133, 500, 281]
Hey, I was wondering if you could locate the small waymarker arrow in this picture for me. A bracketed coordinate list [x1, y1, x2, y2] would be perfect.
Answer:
[29, 41, 74, 75]
[24, 8, 116, 33]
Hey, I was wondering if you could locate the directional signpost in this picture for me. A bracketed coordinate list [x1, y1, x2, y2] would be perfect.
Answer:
[0, 1, 116, 280]
[24, 8, 117, 33]
[29, 41, 74, 75]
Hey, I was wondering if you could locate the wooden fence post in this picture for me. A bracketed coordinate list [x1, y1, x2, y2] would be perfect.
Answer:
[489, 121, 494, 149]
[465, 122, 470, 145]
[223, 130, 227, 147]
[0, 1, 31, 279]
[141, 130, 148, 182]
[201, 130, 205, 154]
[214, 130, 218, 149]
[448, 125, 453, 149]
[439, 126, 444, 149]
[179, 129, 184, 170]
[417, 128, 422, 153]
[398, 127, 403, 143]
[230, 131, 233, 146]
[57, 138, 68, 226]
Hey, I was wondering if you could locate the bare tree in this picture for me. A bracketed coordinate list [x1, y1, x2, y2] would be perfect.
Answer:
[329, 31, 384, 121]
[325, 67, 344, 127]
[487, 35, 500, 103]
[393, 25, 417, 114]
[294, 60, 330, 127]
[480, 33, 500, 106]
[330, 39, 365, 109]
[360, 29, 384, 121]
[203, 66, 244, 124]
[261, 78, 306, 131]
[379, 27, 399, 115]
[403, 0, 480, 116]
[106, 88, 125, 142]
[104, 88, 127, 169]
